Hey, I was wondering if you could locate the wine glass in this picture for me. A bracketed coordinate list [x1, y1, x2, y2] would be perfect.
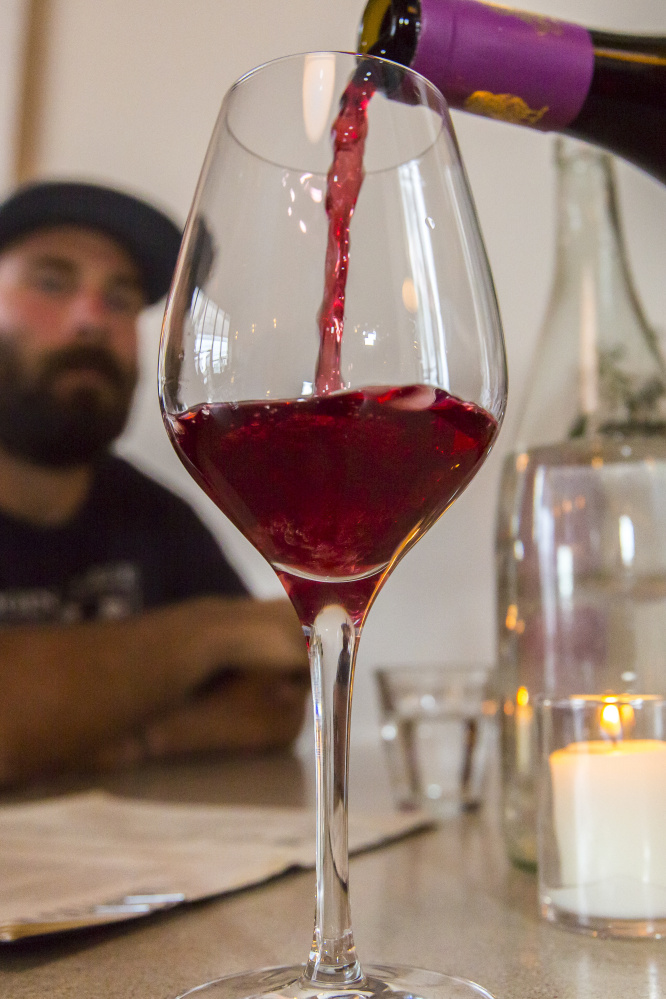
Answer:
[159, 50, 507, 999]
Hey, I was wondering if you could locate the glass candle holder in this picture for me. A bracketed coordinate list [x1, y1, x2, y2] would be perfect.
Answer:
[538, 695, 666, 938]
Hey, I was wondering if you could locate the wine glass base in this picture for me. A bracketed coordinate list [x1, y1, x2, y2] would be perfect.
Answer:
[175, 963, 496, 999]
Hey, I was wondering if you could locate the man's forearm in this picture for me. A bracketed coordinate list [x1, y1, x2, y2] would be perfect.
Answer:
[0, 599, 216, 783]
[0, 595, 308, 785]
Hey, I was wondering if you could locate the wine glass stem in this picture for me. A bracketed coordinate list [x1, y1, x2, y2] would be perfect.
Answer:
[302, 603, 364, 988]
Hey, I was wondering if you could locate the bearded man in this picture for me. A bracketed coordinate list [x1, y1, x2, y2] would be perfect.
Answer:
[0, 180, 309, 785]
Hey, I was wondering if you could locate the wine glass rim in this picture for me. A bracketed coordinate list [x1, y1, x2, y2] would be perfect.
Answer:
[221, 49, 451, 175]
[231, 48, 448, 108]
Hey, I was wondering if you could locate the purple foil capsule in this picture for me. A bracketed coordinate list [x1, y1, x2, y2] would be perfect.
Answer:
[412, 0, 595, 130]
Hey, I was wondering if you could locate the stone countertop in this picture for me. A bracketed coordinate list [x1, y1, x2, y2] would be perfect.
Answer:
[0, 745, 663, 999]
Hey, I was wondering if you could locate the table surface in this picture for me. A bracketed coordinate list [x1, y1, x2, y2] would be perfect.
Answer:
[0, 743, 664, 999]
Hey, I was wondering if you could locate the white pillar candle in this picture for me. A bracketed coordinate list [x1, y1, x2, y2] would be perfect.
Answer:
[549, 737, 666, 919]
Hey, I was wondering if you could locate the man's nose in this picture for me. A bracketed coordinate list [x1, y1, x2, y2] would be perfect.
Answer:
[68, 290, 113, 338]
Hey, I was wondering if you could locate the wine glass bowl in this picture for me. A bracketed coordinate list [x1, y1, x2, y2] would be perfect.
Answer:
[160, 54, 504, 423]
[159, 50, 506, 999]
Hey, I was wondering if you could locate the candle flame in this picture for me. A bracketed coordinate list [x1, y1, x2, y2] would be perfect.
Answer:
[600, 701, 622, 739]
[505, 604, 518, 630]
[620, 702, 636, 729]
[516, 685, 529, 708]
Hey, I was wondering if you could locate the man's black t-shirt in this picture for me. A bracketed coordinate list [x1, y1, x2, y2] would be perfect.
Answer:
[0, 455, 248, 625]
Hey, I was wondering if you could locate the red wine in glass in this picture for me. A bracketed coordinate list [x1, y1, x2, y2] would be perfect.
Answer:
[166, 384, 497, 627]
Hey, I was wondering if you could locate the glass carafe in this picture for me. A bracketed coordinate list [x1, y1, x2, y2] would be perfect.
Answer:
[496, 137, 666, 868]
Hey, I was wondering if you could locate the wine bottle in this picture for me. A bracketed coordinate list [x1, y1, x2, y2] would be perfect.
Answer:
[495, 138, 666, 869]
[358, 0, 666, 183]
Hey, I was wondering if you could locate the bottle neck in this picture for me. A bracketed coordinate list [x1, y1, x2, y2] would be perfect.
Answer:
[516, 140, 666, 449]
[358, 0, 419, 64]
[552, 146, 646, 329]
[358, 1, 666, 184]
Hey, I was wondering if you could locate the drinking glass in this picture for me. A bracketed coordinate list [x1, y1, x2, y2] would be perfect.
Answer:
[158, 50, 507, 999]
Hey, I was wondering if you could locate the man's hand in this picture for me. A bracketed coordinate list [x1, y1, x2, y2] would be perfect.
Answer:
[193, 596, 308, 676]
[94, 668, 311, 769]
[93, 597, 311, 767]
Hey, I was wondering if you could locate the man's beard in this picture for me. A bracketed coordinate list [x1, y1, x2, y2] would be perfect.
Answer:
[0, 339, 138, 467]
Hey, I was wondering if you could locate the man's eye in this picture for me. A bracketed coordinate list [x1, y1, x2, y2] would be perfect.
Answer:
[105, 287, 144, 314]
[31, 269, 71, 294]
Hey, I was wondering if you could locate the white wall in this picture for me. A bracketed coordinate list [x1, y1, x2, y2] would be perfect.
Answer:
[0, 0, 29, 189]
[21, 0, 666, 744]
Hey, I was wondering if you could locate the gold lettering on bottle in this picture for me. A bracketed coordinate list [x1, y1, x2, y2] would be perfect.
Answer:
[463, 91, 549, 125]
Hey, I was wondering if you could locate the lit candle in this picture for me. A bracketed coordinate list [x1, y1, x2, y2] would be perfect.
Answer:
[548, 702, 666, 919]
[515, 685, 534, 775]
